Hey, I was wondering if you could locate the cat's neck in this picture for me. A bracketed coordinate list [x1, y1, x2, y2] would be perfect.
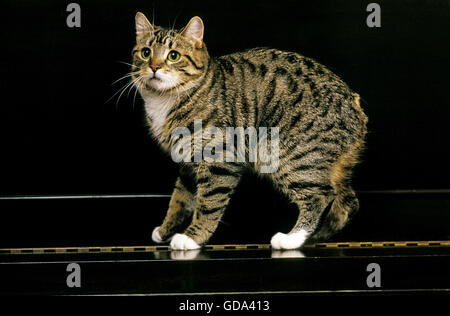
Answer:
[144, 92, 177, 146]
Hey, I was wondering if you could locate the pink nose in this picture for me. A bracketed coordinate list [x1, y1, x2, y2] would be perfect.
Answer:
[150, 64, 160, 72]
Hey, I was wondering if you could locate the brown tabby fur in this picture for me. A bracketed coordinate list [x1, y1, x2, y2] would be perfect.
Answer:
[131, 13, 368, 247]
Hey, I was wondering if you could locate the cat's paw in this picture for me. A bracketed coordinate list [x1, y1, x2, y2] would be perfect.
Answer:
[170, 234, 201, 250]
[151, 226, 172, 244]
[271, 250, 305, 258]
[271, 230, 310, 250]
[170, 249, 201, 260]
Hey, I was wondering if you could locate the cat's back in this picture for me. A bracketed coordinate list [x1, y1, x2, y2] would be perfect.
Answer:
[214, 47, 366, 131]
[216, 47, 354, 103]
[218, 47, 326, 77]
[216, 47, 306, 79]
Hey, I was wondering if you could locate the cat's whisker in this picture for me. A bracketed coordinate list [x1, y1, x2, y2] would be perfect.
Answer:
[111, 71, 140, 85]
[127, 75, 141, 98]
[151, 8, 155, 27]
[116, 60, 139, 68]
[107, 75, 141, 106]
[106, 79, 134, 105]
[171, 11, 181, 32]
[133, 80, 144, 110]
[132, 76, 146, 110]
[122, 75, 144, 103]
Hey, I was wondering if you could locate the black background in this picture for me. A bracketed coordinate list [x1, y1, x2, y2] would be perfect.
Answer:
[0, 0, 449, 246]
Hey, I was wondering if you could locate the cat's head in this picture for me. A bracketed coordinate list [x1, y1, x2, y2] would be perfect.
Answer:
[132, 12, 209, 94]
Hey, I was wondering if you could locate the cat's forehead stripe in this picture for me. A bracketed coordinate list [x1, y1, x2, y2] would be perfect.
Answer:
[148, 38, 156, 47]
[145, 28, 177, 47]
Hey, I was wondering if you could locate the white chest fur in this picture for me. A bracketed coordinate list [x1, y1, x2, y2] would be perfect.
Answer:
[144, 93, 177, 146]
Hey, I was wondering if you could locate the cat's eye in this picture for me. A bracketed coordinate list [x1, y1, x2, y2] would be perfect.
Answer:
[141, 47, 151, 59]
[167, 50, 181, 62]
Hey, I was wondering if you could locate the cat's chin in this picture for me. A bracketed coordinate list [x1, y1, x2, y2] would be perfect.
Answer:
[143, 72, 178, 92]
[145, 78, 169, 91]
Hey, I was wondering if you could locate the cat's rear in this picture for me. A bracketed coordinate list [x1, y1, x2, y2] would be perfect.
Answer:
[310, 93, 367, 241]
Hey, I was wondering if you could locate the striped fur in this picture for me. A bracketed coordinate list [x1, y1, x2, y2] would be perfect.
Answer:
[132, 13, 368, 248]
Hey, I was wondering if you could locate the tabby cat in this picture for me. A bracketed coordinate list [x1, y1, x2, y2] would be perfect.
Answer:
[130, 12, 368, 250]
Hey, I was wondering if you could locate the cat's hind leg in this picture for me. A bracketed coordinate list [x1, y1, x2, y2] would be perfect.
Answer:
[152, 174, 196, 244]
[309, 188, 359, 241]
[269, 157, 336, 249]
[309, 141, 363, 241]
[271, 185, 335, 249]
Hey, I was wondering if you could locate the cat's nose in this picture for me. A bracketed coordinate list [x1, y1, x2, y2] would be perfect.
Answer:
[150, 64, 161, 72]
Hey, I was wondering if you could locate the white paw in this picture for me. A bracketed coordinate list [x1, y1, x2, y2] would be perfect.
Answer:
[151, 226, 171, 244]
[170, 249, 201, 260]
[271, 250, 305, 258]
[170, 233, 201, 250]
[271, 229, 310, 250]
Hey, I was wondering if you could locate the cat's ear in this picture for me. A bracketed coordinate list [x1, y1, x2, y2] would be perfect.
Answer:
[181, 16, 204, 48]
[135, 12, 153, 36]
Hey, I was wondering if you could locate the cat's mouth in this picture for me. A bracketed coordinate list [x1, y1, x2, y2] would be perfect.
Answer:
[144, 72, 176, 91]
[145, 77, 163, 89]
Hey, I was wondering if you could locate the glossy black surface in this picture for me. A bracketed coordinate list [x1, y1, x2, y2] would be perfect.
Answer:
[1, 246, 448, 295]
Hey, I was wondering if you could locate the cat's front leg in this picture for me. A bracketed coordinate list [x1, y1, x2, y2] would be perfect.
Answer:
[170, 163, 242, 250]
[152, 173, 196, 244]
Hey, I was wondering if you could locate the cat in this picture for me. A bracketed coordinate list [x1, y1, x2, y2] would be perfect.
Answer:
[130, 12, 368, 250]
